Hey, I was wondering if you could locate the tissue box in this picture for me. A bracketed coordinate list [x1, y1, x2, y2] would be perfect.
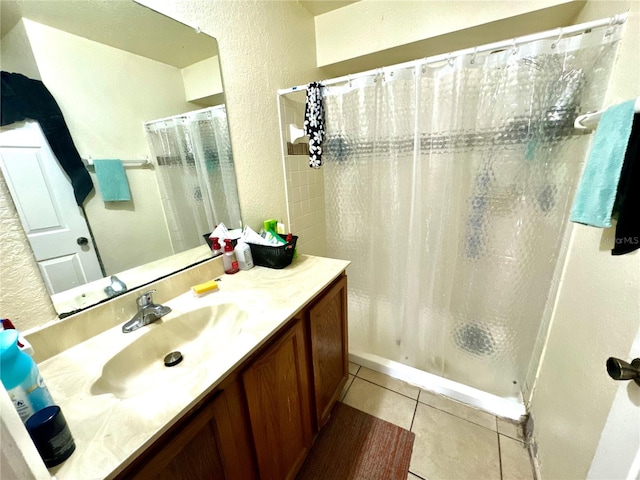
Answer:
[248, 235, 298, 269]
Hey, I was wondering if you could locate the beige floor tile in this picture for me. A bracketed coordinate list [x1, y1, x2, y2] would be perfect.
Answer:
[497, 416, 524, 441]
[340, 374, 355, 401]
[418, 389, 497, 431]
[348, 361, 360, 375]
[357, 367, 420, 399]
[410, 403, 500, 480]
[342, 377, 417, 430]
[500, 435, 534, 480]
[408, 473, 424, 480]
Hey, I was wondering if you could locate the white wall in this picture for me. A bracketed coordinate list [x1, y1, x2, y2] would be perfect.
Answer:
[21, 19, 197, 275]
[528, 1, 640, 478]
[314, 0, 585, 74]
[182, 55, 223, 103]
[0, 19, 41, 80]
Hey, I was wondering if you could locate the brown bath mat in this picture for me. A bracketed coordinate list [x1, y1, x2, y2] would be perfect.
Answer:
[296, 402, 415, 480]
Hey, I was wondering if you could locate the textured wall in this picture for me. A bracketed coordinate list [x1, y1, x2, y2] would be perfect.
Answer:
[529, 1, 640, 478]
[0, 172, 58, 331]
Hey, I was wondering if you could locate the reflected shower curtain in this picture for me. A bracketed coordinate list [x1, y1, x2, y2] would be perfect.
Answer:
[145, 106, 241, 254]
[322, 25, 622, 398]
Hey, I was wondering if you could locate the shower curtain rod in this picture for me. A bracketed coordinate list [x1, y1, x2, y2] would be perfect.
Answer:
[144, 105, 225, 126]
[277, 13, 627, 96]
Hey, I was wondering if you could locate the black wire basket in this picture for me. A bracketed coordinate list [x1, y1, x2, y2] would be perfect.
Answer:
[247, 235, 298, 269]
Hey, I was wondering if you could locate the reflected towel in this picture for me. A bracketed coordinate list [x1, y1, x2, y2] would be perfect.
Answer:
[570, 100, 636, 227]
[612, 113, 640, 255]
[93, 159, 131, 202]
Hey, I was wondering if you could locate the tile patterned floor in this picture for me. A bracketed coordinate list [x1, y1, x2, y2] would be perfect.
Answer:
[342, 362, 535, 480]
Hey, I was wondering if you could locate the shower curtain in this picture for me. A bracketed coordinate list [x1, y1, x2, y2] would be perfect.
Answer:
[322, 24, 623, 398]
[145, 106, 241, 254]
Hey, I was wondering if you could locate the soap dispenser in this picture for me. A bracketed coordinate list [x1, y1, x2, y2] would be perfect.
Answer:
[223, 239, 239, 274]
[211, 237, 223, 256]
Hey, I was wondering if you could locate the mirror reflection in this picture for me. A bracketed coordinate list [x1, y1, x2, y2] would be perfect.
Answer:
[0, 0, 241, 316]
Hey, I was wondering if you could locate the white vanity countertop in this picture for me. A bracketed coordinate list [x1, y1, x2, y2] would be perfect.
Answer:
[40, 254, 350, 480]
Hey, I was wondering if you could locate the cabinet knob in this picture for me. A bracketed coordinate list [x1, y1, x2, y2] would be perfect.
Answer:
[77, 236, 89, 246]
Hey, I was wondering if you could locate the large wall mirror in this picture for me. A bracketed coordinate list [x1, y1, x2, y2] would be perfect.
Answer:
[0, 0, 241, 316]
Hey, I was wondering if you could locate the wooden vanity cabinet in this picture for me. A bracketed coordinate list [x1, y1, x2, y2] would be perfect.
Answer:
[242, 318, 313, 480]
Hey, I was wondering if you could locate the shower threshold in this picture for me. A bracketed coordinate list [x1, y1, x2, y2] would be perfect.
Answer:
[349, 350, 526, 421]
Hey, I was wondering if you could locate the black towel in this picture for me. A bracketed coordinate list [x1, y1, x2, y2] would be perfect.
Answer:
[304, 82, 325, 169]
[1, 71, 93, 205]
[612, 113, 640, 255]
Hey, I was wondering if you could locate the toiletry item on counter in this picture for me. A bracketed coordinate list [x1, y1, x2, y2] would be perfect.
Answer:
[234, 241, 254, 270]
[223, 239, 239, 274]
[26, 405, 75, 467]
[1, 318, 34, 355]
[0, 329, 55, 423]
[263, 219, 278, 233]
[208, 222, 242, 242]
[211, 237, 224, 256]
[209, 222, 231, 240]
[242, 225, 274, 246]
[191, 279, 219, 297]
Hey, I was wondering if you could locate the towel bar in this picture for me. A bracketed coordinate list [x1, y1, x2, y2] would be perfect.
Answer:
[575, 97, 640, 131]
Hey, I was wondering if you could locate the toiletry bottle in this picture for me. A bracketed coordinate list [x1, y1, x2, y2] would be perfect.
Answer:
[211, 237, 223, 256]
[234, 241, 254, 270]
[0, 329, 55, 423]
[222, 239, 239, 274]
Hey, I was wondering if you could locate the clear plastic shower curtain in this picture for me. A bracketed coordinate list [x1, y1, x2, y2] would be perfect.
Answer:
[322, 25, 622, 398]
[145, 106, 241, 254]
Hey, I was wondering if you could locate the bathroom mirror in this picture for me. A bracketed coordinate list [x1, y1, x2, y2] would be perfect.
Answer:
[0, 0, 241, 316]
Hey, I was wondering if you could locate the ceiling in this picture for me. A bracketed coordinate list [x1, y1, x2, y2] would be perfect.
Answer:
[298, 0, 359, 16]
[0, 0, 217, 68]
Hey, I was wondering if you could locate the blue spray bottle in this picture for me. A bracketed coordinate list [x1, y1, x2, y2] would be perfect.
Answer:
[0, 329, 55, 422]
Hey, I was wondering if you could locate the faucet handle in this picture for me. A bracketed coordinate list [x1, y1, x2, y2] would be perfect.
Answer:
[136, 290, 157, 308]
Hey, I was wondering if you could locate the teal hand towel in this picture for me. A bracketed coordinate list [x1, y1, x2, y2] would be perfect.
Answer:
[93, 159, 131, 202]
[570, 100, 636, 227]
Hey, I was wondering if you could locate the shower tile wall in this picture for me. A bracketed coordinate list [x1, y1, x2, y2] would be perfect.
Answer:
[280, 95, 327, 257]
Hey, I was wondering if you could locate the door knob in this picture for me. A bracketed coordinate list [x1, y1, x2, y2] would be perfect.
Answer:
[606, 357, 640, 386]
[77, 237, 89, 246]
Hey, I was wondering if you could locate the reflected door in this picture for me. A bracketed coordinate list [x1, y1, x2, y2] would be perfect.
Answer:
[0, 122, 103, 294]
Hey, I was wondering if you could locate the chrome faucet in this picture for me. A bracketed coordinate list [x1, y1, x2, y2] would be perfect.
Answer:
[122, 290, 172, 333]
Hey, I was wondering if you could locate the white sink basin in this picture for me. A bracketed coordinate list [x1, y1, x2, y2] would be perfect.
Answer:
[91, 303, 247, 399]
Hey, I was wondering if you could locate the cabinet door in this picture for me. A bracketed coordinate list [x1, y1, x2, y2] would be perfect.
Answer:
[123, 378, 257, 480]
[242, 319, 312, 480]
[309, 274, 348, 428]
[127, 392, 226, 480]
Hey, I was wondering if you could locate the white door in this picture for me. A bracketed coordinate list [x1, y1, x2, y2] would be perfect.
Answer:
[0, 122, 103, 294]
[588, 323, 640, 480]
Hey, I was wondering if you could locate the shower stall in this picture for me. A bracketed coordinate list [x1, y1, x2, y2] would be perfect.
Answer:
[278, 17, 624, 416]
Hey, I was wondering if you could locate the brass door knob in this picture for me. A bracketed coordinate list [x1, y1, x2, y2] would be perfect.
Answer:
[606, 357, 640, 386]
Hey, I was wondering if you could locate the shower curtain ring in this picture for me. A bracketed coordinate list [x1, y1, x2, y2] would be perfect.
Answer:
[604, 15, 617, 37]
[447, 53, 454, 67]
[470, 48, 478, 64]
[551, 27, 563, 49]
